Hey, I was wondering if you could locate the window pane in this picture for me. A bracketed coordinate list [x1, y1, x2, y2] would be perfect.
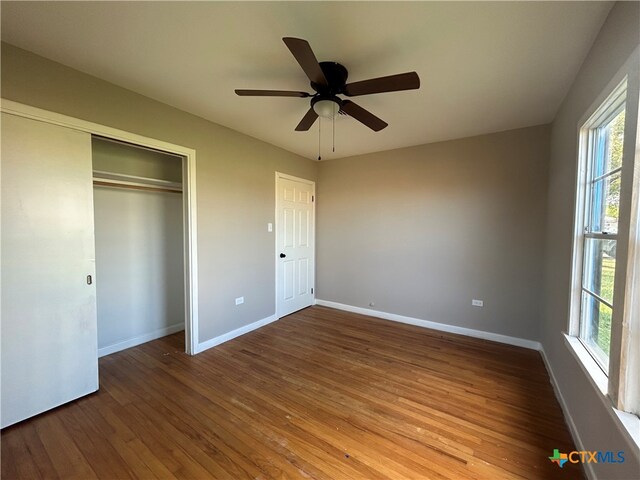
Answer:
[582, 238, 616, 304]
[589, 172, 621, 234]
[592, 109, 625, 178]
[580, 291, 612, 370]
[604, 109, 625, 172]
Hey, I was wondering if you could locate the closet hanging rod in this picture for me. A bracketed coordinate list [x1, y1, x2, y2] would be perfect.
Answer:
[93, 179, 182, 194]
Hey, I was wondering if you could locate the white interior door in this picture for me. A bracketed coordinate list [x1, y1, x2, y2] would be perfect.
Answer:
[276, 173, 315, 318]
[1, 113, 98, 428]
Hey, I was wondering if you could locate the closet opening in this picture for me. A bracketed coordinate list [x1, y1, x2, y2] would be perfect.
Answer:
[91, 136, 188, 356]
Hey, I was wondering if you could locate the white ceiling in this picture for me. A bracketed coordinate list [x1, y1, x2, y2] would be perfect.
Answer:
[1, 1, 612, 160]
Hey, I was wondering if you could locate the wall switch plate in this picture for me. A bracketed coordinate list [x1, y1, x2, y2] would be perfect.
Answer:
[472, 299, 483, 307]
[267, 223, 273, 232]
[235, 296, 244, 305]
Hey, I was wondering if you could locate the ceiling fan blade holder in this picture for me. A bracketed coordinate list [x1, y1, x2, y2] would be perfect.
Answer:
[341, 100, 388, 131]
[283, 37, 328, 88]
[344, 72, 420, 97]
[295, 107, 319, 131]
[235, 89, 310, 97]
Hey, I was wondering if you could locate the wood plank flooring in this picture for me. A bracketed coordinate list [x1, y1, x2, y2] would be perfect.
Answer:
[1, 306, 583, 479]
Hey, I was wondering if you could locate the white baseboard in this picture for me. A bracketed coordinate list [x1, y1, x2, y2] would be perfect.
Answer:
[315, 299, 541, 350]
[539, 347, 595, 480]
[195, 313, 278, 354]
[98, 322, 185, 358]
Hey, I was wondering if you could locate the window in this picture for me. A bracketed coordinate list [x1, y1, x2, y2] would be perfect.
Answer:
[570, 50, 640, 420]
[577, 84, 626, 373]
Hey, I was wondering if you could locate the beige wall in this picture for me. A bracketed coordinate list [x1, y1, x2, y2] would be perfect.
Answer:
[317, 125, 550, 340]
[1, 43, 318, 343]
[541, 2, 640, 477]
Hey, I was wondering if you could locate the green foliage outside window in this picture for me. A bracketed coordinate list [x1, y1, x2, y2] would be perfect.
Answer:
[605, 111, 625, 221]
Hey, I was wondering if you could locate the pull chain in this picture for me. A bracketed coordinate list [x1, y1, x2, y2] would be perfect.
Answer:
[332, 111, 335, 153]
[318, 116, 322, 161]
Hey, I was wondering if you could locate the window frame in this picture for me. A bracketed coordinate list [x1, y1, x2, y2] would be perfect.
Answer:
[569, 46, 640, 416]
[617, 66, 640, 416]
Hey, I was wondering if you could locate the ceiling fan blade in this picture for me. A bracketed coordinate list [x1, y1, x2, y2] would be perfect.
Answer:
[344, 72, 420, 97]
[295, 107, 319, 131]
[235, 89, 310, 97]
[341, 100, 388, 131]
[282, 37, 328, 87]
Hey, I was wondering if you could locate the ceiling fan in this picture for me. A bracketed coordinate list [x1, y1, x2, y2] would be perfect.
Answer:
[235, 37, 420, 132]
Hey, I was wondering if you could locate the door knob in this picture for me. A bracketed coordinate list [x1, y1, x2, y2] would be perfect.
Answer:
[280, 253, 286, 258]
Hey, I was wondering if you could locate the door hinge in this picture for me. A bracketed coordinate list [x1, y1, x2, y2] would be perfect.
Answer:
[312, 195, 314, 202]
[311, 288, 314, 294]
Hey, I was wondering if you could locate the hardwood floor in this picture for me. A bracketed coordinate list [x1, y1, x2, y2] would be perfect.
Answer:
[1, 306, 583, 479]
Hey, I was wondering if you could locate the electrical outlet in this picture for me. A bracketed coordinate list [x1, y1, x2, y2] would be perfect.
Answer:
[235, 296, 244, 305]
[267, 223, 273, 232]
[472, 299, 483, 307]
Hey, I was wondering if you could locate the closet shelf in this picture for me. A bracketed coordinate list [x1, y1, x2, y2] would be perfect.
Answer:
[93, 170, 182, 193]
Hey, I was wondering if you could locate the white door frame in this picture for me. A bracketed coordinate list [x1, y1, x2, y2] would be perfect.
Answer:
[274, 172, 316, 318]
[1, 99, 200, 355]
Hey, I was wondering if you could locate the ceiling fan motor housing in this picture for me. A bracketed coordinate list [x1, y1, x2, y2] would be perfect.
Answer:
[312, 62, 349, 95]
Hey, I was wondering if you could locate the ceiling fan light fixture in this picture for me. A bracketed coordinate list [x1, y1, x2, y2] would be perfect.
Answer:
[313, 98, 339, 118]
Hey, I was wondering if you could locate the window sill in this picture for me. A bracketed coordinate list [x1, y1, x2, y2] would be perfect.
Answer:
[563, 333, 608, 394]
[614, 409, 640, 450]
[563, 333, 640, 451]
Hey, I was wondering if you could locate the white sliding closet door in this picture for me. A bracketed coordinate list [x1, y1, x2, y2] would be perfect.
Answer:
[1, 113, 98, 428]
